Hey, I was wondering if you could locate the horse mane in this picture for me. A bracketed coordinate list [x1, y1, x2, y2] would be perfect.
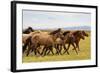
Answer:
[50, 28, 61, 35]
[63, 31, 70, 36]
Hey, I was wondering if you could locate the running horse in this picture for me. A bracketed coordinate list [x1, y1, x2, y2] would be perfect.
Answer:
[26, 28, 64, 56]
[63, 31, 86, 54]
[74, 31, 88, 51]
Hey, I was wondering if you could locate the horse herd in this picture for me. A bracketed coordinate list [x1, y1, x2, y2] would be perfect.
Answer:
[22, 27, 88, 57]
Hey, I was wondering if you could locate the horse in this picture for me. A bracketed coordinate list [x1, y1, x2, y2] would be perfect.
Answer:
[54, 31, 70, 55]
[22, 34, 31, 53]
[22, 26, 34, 53]
[45, 30, 85, 55]
[63, 31, 85, 54]
[22, 31, 41, 54]
[73, 31, 88, 51]
[23, 27, 34, 34]
[26, 28, 64, 56]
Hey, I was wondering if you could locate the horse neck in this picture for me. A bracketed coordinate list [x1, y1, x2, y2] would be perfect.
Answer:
[74, 34, 81, 41]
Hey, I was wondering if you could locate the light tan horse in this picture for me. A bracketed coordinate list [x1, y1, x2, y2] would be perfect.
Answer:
[26, 28, 63, 56]
[22, 31, 41, 53]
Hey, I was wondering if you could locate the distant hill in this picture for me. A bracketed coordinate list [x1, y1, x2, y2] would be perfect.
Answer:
[33, 26, 91, 31]
[63, 26, 91, 30]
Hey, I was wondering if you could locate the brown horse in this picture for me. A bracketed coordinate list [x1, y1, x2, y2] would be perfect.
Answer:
[22, 34, 31, 53]
[54, 31, 70, 55]
[63, 31, 85, 54]
[26, 28, 63, 56]
[73, 31, 88, 51]
[46, 30, 88, 55]
[22, 31, 41, 54]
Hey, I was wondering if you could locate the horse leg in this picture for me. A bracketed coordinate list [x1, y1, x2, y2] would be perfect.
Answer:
[24, 36, 32, 55]
[55, 44, 57, 54]
[46, 50, 50, 55]
[55, 44, 59, 55]
[33, 47, 37, 56]
[56, 45, 60, 55]
[49, 46, 54, 55]
[76, 42, 80, 51]
[35, 45, 41, 56]
[30, 48, 33, 53]
[46, 46, 54, 55]
[43, 47, 48, 56]
[29, 44, 34, 53]
[72, 43, 77, 50]
[57, 45, 61, 55]
[63, 44, 69, 55]
[23, 45, 26, 54]
[37, 48, 41, 56]
[59, 45, 62, 55]
[58, 46, 61, 55]
[41, 46, 46, 56]
[63, 43, 70, 54]
[72, 43, 78, 54]
[72, 43, 80, 51]
[44, 46, 50, 55]
[26, 45, 32, 56]
[23, 41, 29, 54]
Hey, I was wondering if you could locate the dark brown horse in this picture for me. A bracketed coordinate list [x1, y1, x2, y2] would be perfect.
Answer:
[46, 30, 88, 55]
[54, 31, 70, 55]
[63, 31, 85, 54]
[23, 27, 34, 34]
[73, 31, 88, 51]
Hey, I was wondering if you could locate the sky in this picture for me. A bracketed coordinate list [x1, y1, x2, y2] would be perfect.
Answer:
[23, 10, 91, 30]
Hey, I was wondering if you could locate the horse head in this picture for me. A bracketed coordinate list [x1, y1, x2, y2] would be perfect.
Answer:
[23, 27, 34, 34]
[50, 28, 64, 40]
[73, 31, 85, 40]
[79, 31, 85, 40]
[82, 31, 88, 37]
[28, 27, 34, 33]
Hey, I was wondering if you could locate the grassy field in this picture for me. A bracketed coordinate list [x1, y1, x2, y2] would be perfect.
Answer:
[22, 31, 91, 63]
